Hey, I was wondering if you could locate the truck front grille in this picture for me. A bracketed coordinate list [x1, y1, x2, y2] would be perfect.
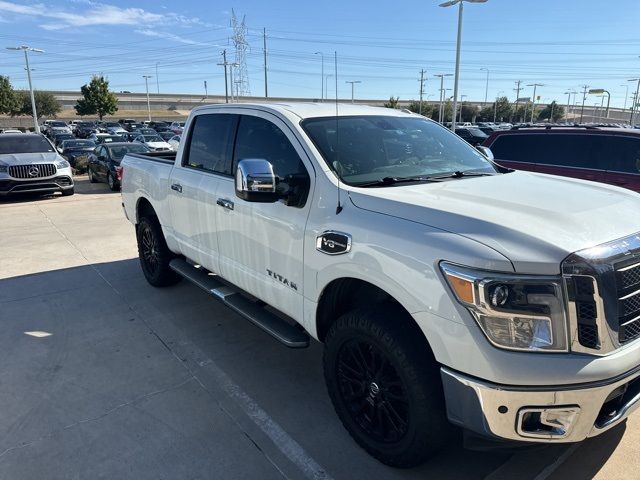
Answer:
[615, 261, 640, 344]
[9, 164, 57, 179]
[563, 232, 640, 355]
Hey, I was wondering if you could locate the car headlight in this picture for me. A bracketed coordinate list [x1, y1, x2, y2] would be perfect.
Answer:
[56, 160, 70, 169]
[0, 165, 7, 173]
[440, 262, 568, 352]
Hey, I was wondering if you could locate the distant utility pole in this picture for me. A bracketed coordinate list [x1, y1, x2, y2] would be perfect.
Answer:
[263, 27, 268, 99]
[204, 80, 208, 98]
[314, 52, 324, 102]
[6, 45, 43, 133]
[434, 73, 452, 123]
[513, 80, 522, 122]
[480, 67, 489, 104]
[580, 84, 590, 123]
[142, 75, 152, 121]
[345, 80, 361, 103]
[419, 69, 426, 115]
[218, 50, 229, 103]
[155, 63, 160, 94]
[629, 78, 640, 126]
[527, 83, 544, 123]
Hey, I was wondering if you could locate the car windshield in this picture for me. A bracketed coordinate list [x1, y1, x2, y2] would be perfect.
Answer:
[0, 135, 54, 154]
[143, 135, 163, 142]
[466, 128, 488, 137]
[63, 140, 95, 148]
[50, 121, 67, 127]
[102, 136, 124, 143]
[107, 144, 149, 160]
[301, 115, 496, 186]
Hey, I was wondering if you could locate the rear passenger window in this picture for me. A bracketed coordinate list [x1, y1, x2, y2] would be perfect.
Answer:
[489, 135, 539, 163]
[184, 114, 237, 174]
[602, 136, 640, 174]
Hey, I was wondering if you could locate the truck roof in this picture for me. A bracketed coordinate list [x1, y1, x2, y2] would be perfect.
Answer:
[191, 102, 418, 121]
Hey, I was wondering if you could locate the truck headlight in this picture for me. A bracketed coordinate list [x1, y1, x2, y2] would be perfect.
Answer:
[440, 262, 568, 352]
[56, 160, 70, 169]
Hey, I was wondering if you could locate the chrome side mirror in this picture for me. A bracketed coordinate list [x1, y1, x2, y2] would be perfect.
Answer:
[476, 145, 494, 160]
[235, 159, 279, 203]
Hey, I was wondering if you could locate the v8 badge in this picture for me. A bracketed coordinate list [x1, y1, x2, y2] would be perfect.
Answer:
[316, 231, 352, 255]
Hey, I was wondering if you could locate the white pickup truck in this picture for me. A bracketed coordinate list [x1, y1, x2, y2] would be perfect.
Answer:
[121, 103, 640, 467]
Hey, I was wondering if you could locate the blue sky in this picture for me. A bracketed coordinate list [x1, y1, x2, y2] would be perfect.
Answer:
[0, 0, 639, 108]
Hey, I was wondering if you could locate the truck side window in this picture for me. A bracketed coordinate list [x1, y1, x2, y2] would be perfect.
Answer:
[184, 114, 237, 175]
[233, 115, 309, 206]
[489, 135, 538, 163]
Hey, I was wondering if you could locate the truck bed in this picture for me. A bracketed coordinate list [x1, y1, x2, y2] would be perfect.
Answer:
[125, 151, 176, 164]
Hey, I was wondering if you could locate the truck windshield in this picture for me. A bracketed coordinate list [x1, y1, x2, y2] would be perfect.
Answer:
[301, 115, 496, 186]
[0, 135, 54, 154]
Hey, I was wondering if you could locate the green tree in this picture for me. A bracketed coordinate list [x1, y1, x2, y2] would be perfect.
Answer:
[384, 96, 400, 109]
[513, 102, 532, 123]
[11, 90, 61, 118]
[0, 76, 19, 114]
[430, 101, 453, 122]
[75, 75, 118, 120]
[407, 100, 435, 117]
[477, 96, 512, 122]
[537, 101, 565, 122]
[459, 103, 478, 122]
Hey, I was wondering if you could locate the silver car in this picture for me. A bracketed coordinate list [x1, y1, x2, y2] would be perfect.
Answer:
[0, 134, 74, 197]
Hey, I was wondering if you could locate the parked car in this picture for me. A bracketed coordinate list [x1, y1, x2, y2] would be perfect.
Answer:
[455, 127, 488, 146]
[125, 122, 145, 132]
[76, 122, 100, 139]
[1, 129, 23, 134]
[482, 126, 640, 192]
[44, 121, 72, 138]
[89, 133, 125, 144]
[168, 135, 180, 151]
[53, 133, 76, 149]
[120, 103, 640, 467]
[59, 139, 96, 167]
[0, 133, 74, 196]
[169, 121, 185, 134]
[119, 132, 138, 143]
[133, 134, 172, 151]
[158, 131, 175, 142]
[87, 142, 150, 190]
[135, 128, 158, 135]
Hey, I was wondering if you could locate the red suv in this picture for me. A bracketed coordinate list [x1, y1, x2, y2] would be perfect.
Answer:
[482, 127, 640, 192]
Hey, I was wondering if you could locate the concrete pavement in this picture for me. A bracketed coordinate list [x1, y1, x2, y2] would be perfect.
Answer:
[0, 177, 637, 479]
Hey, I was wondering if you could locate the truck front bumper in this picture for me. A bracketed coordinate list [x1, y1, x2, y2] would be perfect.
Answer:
[441, 365, 640, 443]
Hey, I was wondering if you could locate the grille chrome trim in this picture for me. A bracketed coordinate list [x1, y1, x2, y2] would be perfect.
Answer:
[620, 289, 640, 301]
[8, 163, 57, 179]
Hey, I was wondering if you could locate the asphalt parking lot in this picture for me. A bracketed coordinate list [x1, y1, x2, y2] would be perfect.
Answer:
[1, 176, 638, 480]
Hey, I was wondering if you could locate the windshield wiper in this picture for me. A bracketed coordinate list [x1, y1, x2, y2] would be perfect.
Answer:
[429, 171, 496, 180]
[353, 176, 443, 187]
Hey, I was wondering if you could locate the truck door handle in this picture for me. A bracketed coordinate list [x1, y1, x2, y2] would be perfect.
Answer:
[216, 198, 234, 210]
[171, 183, 182, 193]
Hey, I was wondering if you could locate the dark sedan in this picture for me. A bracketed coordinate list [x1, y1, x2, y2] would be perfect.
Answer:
[53, 133, 75, 149]
[87, 142, 149, 190]
[455, 127, 488, 146]
[59, 139, 96, 167]
[76, 123, 99, 139]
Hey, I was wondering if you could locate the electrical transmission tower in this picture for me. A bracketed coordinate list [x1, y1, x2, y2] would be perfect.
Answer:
[231, 9, 250, 97]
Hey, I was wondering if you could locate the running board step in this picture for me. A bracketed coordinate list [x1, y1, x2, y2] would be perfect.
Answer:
[169, 258, 310, 348]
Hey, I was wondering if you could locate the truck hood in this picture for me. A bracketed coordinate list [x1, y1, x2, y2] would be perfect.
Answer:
[348, 171, 640, 274]
[0, 152, 60, 165]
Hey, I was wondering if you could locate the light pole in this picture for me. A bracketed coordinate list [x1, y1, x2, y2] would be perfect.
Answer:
[434, 74, 453, 123]
[588, 89, 611, 120]
[142, 75, 152, 121]
[629, 78, 640, 126]
[155, 63, 160, 94]
[325, 75, 333, 100]
[527, 83, 544, 123]
[345, 80, 361, 103]
[314, 52, 324, 102]
[620, 84, 629, 112]
[480, 67, 489, 104]
[458, 94, 467, 123]
[439, 0, 488, 131]
[6, 45, 43, 133]
[564, 91, 572, 122]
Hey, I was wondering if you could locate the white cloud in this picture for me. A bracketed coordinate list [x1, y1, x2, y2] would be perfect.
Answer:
[0, 1, 210, 29]
[134, 29, 212, 47]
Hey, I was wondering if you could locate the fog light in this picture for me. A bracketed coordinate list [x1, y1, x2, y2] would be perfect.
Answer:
[517, 407, 581, 439]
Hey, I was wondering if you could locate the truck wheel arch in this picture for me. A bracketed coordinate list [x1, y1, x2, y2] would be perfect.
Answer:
[315, 278, 431, 353]
[136, 197, 156, 224]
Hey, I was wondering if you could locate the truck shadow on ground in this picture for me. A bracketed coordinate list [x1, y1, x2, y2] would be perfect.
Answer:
[0, 259, 627, 480]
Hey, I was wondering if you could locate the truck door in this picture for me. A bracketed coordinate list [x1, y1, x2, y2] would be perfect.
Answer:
[168, 112, 238, 272]
[214, 112, 314, 320]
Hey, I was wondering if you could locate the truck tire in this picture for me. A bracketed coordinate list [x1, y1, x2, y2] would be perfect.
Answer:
[136, 216, 181, 287]
[323, 304, 451, 468]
